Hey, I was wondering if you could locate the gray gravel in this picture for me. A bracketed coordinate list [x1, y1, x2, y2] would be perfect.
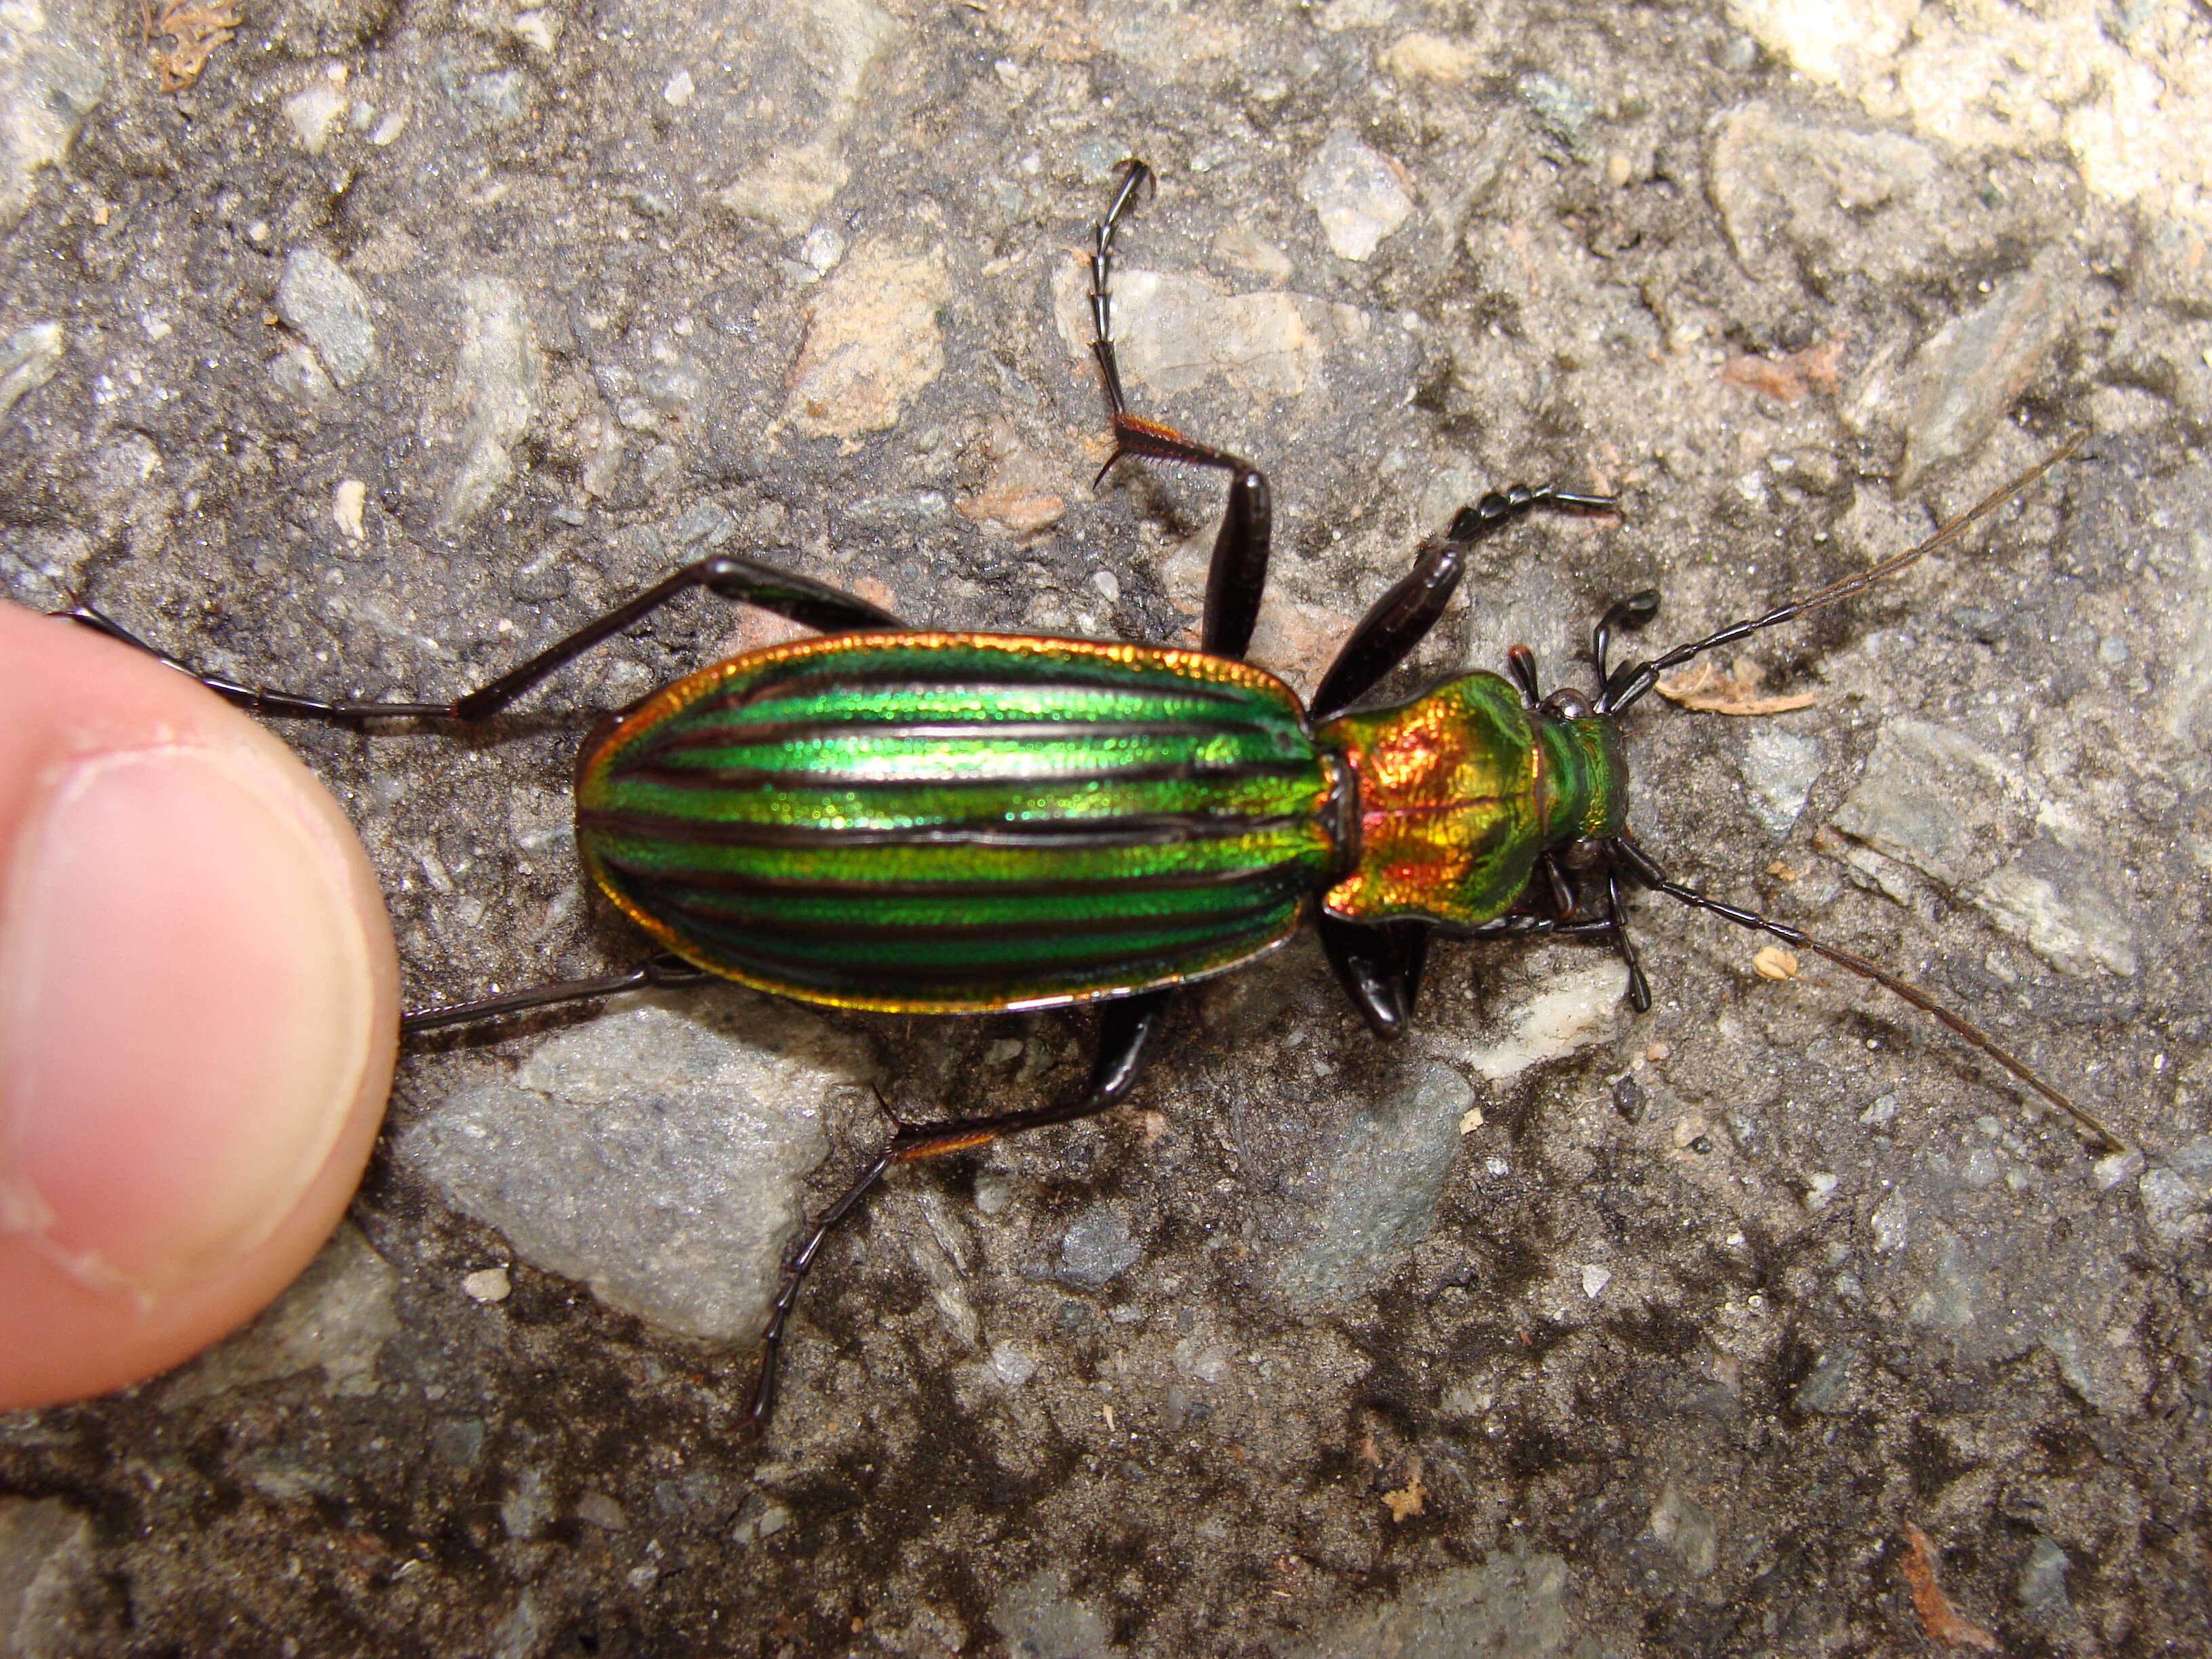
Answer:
[4, 0, 2211, 1654]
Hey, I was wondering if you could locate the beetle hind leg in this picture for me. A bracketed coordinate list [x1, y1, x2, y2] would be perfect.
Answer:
[747, 989, 1172, 1427]
[400, 952, 712, 1035]
[56, 553, 905, 726]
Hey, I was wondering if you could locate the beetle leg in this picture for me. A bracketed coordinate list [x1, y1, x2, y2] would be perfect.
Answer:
[1386, 918, 1432, 1019]
[400, 952, 711, 1035]
[1505, 642, 1543, 705]
[1540, 852, 1576, 918]
[1320, 913, 1422, 1037]
[1099, 419, 1272, 661]
[747, 989, 1172, 1427]
[1311, 485, 1616, 723]
[1605, 871, 1653, 1013]
[54, 553, 903, 726]
[881, 989, 1171, 1162]
[1086, 161, 1274, 661]
[1458, 913, 1617, 940]
[1591, 590, 1662, 688]
[1090, 158, 1153, 421]
[750, 1151, 894, 1427]
[1309, 535, 1467, 724]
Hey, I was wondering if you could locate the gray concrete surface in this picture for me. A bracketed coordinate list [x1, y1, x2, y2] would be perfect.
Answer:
[3, 0, 2209, 1653]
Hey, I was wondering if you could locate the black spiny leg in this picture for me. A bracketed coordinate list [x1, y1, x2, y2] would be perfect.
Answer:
[1592, 590, 1661, 689]
[1090, 160, 1273, 661]
[1386, 918, 1431, 1018]
[1452, 863, 1650, 1012]
[749, 989, 1170, 1425]
[401, 954, 713, 1035]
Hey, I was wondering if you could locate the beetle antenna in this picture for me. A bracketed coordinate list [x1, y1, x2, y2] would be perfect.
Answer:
[1610, 836, 2128, 1153]
[1596, 432, 2086, 715]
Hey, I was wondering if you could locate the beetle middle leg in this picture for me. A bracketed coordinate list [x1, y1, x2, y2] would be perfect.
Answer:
[1090, 159, 1273, 661]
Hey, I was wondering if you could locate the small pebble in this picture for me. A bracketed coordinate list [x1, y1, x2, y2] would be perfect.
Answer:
[462, 1266, 512, 1303]
[333, 478, 366, 539]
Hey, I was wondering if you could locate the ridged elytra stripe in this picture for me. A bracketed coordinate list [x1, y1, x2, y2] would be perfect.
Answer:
[628, 880, 1296, 945]
[608, 754, 1322, 792]
[637, 719, 1288, 757]
[575, 632, 1346, 1012]
[624, 909, 1297, 993]
[670, 663, 1265, 718]
[586, 846, 1279, 899]
[577, 805, 1315, 850]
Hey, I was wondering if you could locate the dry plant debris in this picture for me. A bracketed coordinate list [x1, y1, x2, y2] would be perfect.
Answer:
[142, 0, 241, 92]
[1380, 1459, 1425, 1522]
[1752, 945, 1801, 980]
[1898, 1523, 2003, 1652]
[1654, 657, 1819, 716]
[1720, 339, 1847, 401]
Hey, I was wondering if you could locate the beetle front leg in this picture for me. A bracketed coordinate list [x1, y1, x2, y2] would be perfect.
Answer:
[747, 989, 1170, 1427]
[1310, 487, 1618, 723]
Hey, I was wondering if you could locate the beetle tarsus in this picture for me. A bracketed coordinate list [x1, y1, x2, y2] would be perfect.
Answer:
[1592, 590, 1662, 687]
[1090, 157, 1156, 418]
[750, 1151, 893, 1429]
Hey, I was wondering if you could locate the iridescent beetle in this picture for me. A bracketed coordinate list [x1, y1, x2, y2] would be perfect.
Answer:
[65, 163, 2123, 1424]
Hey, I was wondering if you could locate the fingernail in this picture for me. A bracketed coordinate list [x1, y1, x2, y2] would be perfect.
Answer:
[0, 744, 377, 1298]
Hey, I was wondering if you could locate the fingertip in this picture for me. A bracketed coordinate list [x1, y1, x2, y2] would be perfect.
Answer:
[0, 603, 397, 1408]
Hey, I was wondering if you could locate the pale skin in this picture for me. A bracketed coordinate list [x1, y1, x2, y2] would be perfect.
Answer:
[0, 602, 397, 1408]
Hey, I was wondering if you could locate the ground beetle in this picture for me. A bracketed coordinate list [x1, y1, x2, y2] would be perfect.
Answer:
[62, 162, 2124, 1426]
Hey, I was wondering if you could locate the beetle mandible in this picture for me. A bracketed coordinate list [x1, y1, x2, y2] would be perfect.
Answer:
[61, 161, 2122, 1426]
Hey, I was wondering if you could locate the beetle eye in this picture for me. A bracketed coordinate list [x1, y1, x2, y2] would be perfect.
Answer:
[1540, 687, 1593, 720]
